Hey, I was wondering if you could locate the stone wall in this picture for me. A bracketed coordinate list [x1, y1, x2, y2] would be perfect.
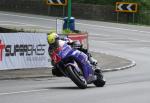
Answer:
[0, 0, 48, 15]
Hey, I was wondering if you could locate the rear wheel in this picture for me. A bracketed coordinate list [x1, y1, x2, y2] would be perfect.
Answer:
[66, 65, 87, 89]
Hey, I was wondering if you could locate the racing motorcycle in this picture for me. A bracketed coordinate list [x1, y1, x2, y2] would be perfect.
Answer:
[50, 42, 105, 89]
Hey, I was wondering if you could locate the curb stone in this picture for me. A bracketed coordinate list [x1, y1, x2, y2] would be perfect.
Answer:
[0, 52, 136, 80]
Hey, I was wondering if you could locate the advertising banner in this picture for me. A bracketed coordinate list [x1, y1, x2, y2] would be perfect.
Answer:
[0, 33, 51, 70]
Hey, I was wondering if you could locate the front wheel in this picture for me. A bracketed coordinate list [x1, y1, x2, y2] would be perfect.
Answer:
[93, 69, 106, 87]
[66, 65, 87, 89]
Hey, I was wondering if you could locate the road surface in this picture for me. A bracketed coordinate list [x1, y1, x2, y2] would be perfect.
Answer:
[0, 11, 150, 103]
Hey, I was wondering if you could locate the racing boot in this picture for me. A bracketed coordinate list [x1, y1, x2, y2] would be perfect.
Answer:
[52, 67, 63, 77]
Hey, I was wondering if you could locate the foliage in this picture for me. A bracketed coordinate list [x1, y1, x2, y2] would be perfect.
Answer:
[73, 0, 119, 5]
[73, 0, 150, 10]
[62, 29, 73, 34]
[73, 0, 150, 25]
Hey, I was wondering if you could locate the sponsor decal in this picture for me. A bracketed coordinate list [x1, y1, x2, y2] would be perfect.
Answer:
[5, 44, 46, 56]
[0, 39, 47, 62]
[0, 40, 5, 62]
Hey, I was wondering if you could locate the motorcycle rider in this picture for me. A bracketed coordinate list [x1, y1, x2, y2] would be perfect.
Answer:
[47, 32, 101, 77]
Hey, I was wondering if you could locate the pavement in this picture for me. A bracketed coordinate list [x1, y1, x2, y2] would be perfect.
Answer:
[0, 51, 136, 80]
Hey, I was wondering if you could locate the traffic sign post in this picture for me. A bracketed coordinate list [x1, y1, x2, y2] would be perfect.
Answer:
[115, 2, 138, 24]
[46, 0, 67, 17]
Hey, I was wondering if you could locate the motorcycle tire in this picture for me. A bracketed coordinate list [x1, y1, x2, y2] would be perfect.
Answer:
[66, 65, 87, 89]
[93, 71, 106, 87]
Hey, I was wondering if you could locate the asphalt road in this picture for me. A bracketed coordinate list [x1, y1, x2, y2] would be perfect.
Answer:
[0, 11, 150, 103]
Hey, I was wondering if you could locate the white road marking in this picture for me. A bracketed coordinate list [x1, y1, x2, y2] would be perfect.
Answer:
[0, 89, 49, 96]
[0, 21, 36, 25]
[0, 12, 56, 21]
[0, 24, 37, 27]
[0, 21, 28, 24]
[0, 21, 39, 26]
[0, 21, 53, 29]
[0, 24, 50, 28]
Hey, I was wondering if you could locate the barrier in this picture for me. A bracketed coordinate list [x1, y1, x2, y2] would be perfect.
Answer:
[0, 32, 88, 70]
[0, 33, 51, 70]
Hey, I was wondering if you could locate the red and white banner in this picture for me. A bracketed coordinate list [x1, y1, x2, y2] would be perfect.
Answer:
[0, 33, 51, 70]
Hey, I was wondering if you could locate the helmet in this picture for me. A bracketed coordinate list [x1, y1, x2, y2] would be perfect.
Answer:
[47, 32, 58, 44]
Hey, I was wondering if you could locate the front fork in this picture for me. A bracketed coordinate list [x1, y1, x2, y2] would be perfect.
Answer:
[79, 59, 97, 84]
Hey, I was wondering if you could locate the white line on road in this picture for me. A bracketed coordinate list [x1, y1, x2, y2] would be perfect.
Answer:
[0, 21, 41, 27]
[0, 21, 28, 24]
[0, 24, 36, 26]
[0, 21, 53, 30]
[0, 89, 49, 96]
[0, 12, 56, 22]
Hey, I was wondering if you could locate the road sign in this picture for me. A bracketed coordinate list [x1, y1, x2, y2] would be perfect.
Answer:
[46, 0, 67, 6]
[116, 2, 138, 13]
